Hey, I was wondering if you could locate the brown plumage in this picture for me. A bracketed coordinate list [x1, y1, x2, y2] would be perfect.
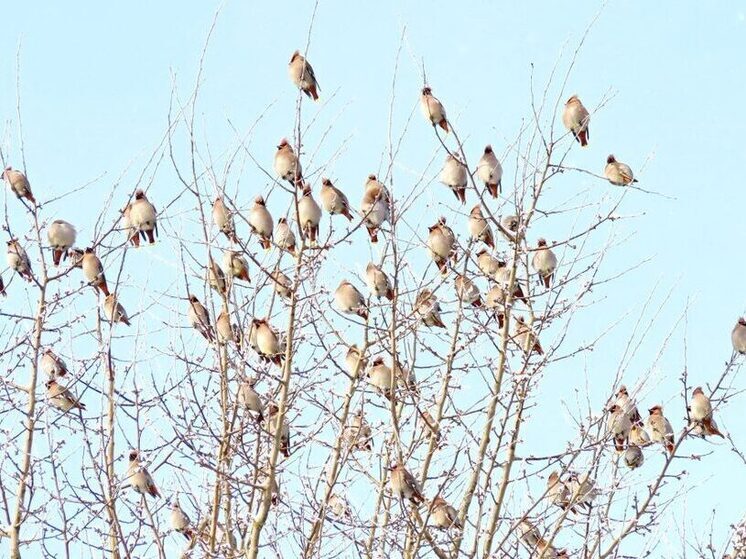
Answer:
[688, 387, 724, 438]
[2, 166, 36, 204]
[389, 462, 425, 504]
[420, 87, 448, 132]
[562, 95, 590, 147]
[288, 50, 320, 101]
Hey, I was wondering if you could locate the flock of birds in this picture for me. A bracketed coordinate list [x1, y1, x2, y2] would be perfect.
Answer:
[1, 48, 740, 555]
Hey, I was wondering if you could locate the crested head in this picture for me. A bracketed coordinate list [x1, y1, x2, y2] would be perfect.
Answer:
[188, 294, 198, 303]
[422, 86, 432, 95]
[692, 386, 704, 396]
[470, 204, 482, 215]
[84, 246, 94, 254]
[484, 144, 493, 154]
[496, 260, 506, 268]
[372, 356, 384, 366]
[267, 402, 280, 416]
[278, 217, 287, 224]
[548, 471, 559, 482]
[607, 154, 617, 164]
[277, 138, 289, 149]
[738, 317, 746, 326]
[537, 238, 547, 247]
[128, 450, 139, 461]
[476, 248, 488, 256]
[617, 385, 628, 396]
[134, 189, 146, 200]
[648, 405, 663, 415]
[438, 216, 447, 225]
[608, 404, 620, 413]
[289, 50, 301, 63]
[322, 177, 331, 186]
[302, 185, 312, 196]
[254, 196, 265, 205]
[367, 174, 377, 181]
[45, 379, 56, 388]
[566, 95, 580, 104]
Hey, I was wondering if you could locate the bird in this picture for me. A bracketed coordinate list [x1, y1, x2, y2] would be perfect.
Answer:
[568, 472, 597, 510]
[334, 280, 368, 320]
[562, 95, 590, 147]
[274, 217, 297, 255]
[420, 410, 441, 442]
[125, 450, 160, 498]
[2, 166, 35, 204]
[365, 262, 394, 301]
[328, 494, 352, 520]
[207, 258, 228, 295]
[103, 294, 130, 326]
[288, 50, 320, 101]
[360, 174, 390, 243]
[604, 155, 637, 186]
[367, 357, 396, 399]
[427, 217, 455, 275]
[731, 318, 746, 354]
[212, 197, 239, 243]
[47, 220, 77, 266]
[494, 260, 527, 303]
[46, 379, 85, 412]
[439, 154, 468, 203]
[237, 378, 264, 423]
[274, 138, 302, 185]
[298, 185, 322, 245]
[429, 496, 461, 529]
[78, 247, 110, 296]
[415, 290, 446, 329]
[454, 274, 482, 307]
[688, 387, 724, 438]
[248, 197, 274, 250]
[253, 318, 283, 365]
[624, 444, 645, 469]
[320, 178, 353, 221]
[546, 471, 574, 512]
[222, 250, 250, 283]
[7, 239, 33, 282]
[265, 403, 290, 457]
[170, 499, 195, 540]
[345, 344, 368, 376]
[629, 423, 651, 446]
[420, 87, 448, 132]
[343, 410, 373, 451]
[514, 316, 543, 356]
[389, 462, 425, 505]
[41, 348, 70, 377]
[476, 248, 500, 278]
[645, 405, 675, 455]
[501, 214, 520, 233]
[271, 268, 292, 300]
[126, 190, 158, 245]
[614, 386, 642, 426]
[532, 239, 557, 288]
[468, 205, 495, 249]
[476, 145, 503, 198]
[216, 310, 240, 346]
[187, 295, 214, 342]
[607, 404, 632, 451]
[485, 284, 507, 328]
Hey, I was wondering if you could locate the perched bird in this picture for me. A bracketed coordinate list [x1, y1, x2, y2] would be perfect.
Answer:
[688, 387, 724, 438]
[274, 138, 302, 185]
[420, 410, 441, 442]
[562, 95, 590, 147]
[501, 214, 520, 233]
[415, 290, 446, 329]
[265, 403, 290, 457]
[103, 294, 130, 326]
[216, 310, 240, 346]
[532, 239, 557, 288]
[614, 386, 642, 426]
[320, 178, 353, 221]
[207, 258, 228, 295]
[343, 410, 373, 451]
[222, 250, 250, 283]
[731, 318, 746, 354]
[170, 499, 194, 540]
[2, 166, 35, 204]
[439, 154, 468, 204]
[47, 220, 77, 266]
[624, 444, 644, 469]
[257, 469, 280, 507]
[365, 262, 394, 300]
[495, 260, 526, 303]
[645, 405, 675, 455]
[288, 50, 320, 101]
[429, 496, 461, 529]
[360, 175, 390, 243]
[345, 344, 368, 376]
[46, 379, 85, 412]
[274, 217, 297, 255]
[604, 155, 637, 186]
[237, 378, 264, 423]
[518, 520, 544, 550]
[78, 247, 110, 296]
[389, 462, 425, 504]
[125, 450, 160, 498]
[126, 190, 158, 245]
[253, 318, 283, 365]
[568, 472, 596, 510]
[476, 145, 503, 198]
[212, 197, 239, 243]
[298, 185, 322, 244]
[271, 268, 292, 300]
[514, 316, 543, 356]
[607, 404, 632, 451]
[367, 357, 396, 399]
[248, 197, 274, 250]
[7, 239, 33, 282]
[547, 471, 574, 512]
[41, 348, 70, 378]
[454, 274, 482, 307]
[420, 87, 448, 132]
[476, 248, 500, 278]
[468, 205, 495, 249]
[328, 494, 352, 519]
[629, 423, 651, 446]
[187, 295, 214, 341]
[334, 280, 368, 320]
[485, 284, 507, 328]
[427, 217, 455, 275]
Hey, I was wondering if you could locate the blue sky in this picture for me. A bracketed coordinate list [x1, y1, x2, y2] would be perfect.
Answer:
[1, 1, 744, 557]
